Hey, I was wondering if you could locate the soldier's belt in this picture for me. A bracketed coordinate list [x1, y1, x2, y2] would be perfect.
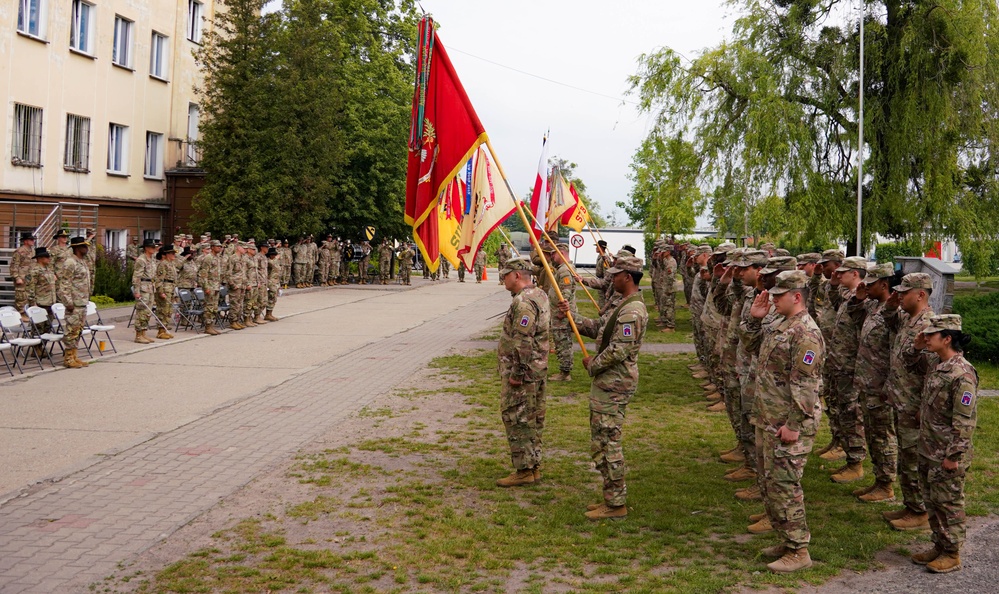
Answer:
[141, 278, 153, 281]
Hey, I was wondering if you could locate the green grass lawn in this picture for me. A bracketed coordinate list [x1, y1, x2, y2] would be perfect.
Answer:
[114, 349, 999, 593]
[977, 361, 999, 390]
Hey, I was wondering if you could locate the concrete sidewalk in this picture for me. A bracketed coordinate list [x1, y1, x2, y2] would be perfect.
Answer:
[0, 276, 508, 593]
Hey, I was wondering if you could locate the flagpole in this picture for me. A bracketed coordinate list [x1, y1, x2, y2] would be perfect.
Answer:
[518, 204, 601, 310]
[484, 138, 589, 357]
[495, 226, 521, 257]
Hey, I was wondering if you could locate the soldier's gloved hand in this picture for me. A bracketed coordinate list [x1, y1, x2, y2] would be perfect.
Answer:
[557, 300, 570, 314]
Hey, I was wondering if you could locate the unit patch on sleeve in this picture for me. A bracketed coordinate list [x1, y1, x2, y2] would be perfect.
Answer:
[802, 350, 815, 365]
[962, 391, 974, 406]
[520, 315, 530, 327]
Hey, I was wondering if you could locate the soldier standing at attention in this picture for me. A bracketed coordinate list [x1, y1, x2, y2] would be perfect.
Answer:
[265, 247, 282, 321]
[746, 270, 824, 573]
[26, 247, 57, 353]
[57, 237, 92, 369]
[495, 257, 550, 488]
[474, 249, 487, 283]
[457, 258, 466, 282]
[560, 255, 648, 521]
[379, 239, 394, 285]
[84, 229, 97, 294]
[329, 238, 341, 285]
[292, 237, 308, 288]
[125, 235, 140, 263]
[850, 263, 898, 503]
[594, 240, 611, 279]
[318, 237, 332, 286]
[358, 241, 372, 284]
[199, 241, 223, 335]
[132, 239, 159, 344]
[10, 232, 36, 321]
[883, 273, 936, 531]
[397, 244, 414, 285]
[153, 245, 177, 340]
[244, 243, 261, 326]
[548, 243, 577, 382]
[659, 243, 678, 332]
[909, 314, 978, 573]
[225, 242, 248, 330]
[811, 249, 846, 461]
[495, 242, 510, 285]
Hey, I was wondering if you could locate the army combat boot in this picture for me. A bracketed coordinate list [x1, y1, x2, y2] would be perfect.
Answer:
[926, 552, 961, 573]
[819, 445, 846, 462]
[584, 504, 627, 521]
[720, 448, 745, 464]
[760, 544, 787, 558]
[767, 548, 812, 573]
[243, 317, 257, 328]
[882, 507, 909, 521]
[830, 462, 864, 483]
[135, 330, 154, 344]
[911, 544, 943, 565]
[707, 400, 726, 412]
[156, 327, 174, 340]
[890, 510, 930, 531]
[724, 465, 757, 482]
[254, 314, 267, 324]
[532, 466, 541, 481]
[748, 517, 773, 534]
[748, 511, 767, 523]
[735, 484, 763, 501]
[859, 482, 895, 503]
[496, 469, 535, 487]
[204, 324, 221, 336]
[692, 370, 710, 380]
[264, 310, 279, 322]
[62, 348, 86, 369]
[548, 371, 571, 382]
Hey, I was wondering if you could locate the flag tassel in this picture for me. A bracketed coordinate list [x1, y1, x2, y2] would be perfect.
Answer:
[484, 138, 589, 358]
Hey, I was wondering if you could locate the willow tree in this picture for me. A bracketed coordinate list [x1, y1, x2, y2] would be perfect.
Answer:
[629, 0, 999, 254]
[621, 132, 704, 238]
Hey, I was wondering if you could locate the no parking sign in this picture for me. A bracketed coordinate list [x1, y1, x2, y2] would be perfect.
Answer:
[570, 234, 584, 249]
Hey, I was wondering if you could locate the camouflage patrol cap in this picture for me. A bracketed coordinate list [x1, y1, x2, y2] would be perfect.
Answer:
[836, 256, 868, 272]
[735, 250, 768, 267]
[713, 242, 737, 255]
[224, 234, 232, 240]
[865, 263, 895, 283]
[615, 248, 632, 259]
[775, 248, 791, 257]
[922, 314, 962, 334]
[817, 249, 845, 264]
[210, 240, 222, 247]
[540, 242, 556, 253]
[696, 245, 714, 255]
[769, 270, 809, 295]
[796, 252, 821, 264]
[499, 256, 532, 277]
[723, 247, 747, 265]
[607, 255, 644, 274]
[556, 242, 570, 252]
[761, 256, 798, 275]
[760, 242, 777, 252]
[895, 272, 933, 293]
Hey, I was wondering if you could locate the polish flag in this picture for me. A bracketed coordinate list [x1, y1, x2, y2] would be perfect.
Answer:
[529, 135, 549, 238]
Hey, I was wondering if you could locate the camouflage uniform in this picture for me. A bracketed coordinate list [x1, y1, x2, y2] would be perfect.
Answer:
[398, 247, 414, 285]
[358, 242, 371, 283]
[826, 281, 867, 464]
[854, 297, 897, 485]
[10, 243, 34, 315]
[131, 253, 157, 331]
[572, 262, 648, 508]
[658, 253, 677, 329]
[49, 244, 71, 275]
[27, 259, 57, 334]
[379, 242, 394, 283]
[745, 304, 824, 552]
[177, 257, 199, 290]
[125, 242, 140, 262]
[690, 268, 709, 365]
[918, 347, 978, 553]
[714, 272, 751, 449]
[549, 261, 577, 375]
[318, 241, 332, 283]
[495, 244, 510, 284]
[154, 256, 177, 328]
[266, 255, 282, 312]
[474, 250, 487, 282]
[498, 285, 550, 471]
[198, 250, 223, 326]
[328, 241, 340, 284]
[292, 241, 309, 286]
[57, 255, 91, 348]
[886, 304, 935, 514]
[225, 249, 248, 324]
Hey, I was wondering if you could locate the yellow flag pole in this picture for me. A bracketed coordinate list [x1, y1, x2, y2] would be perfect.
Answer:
[495, 226, 520, 257]
[484, 138, 589, 357]
[517, 205, 601, 310]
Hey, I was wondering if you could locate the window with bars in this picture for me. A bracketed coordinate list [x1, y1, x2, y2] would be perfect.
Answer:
[107, 123, 129, 174]
[17, 0, 46, 38]
[64, 114, 91, 172]
[112, 15, 133, 68]
[11, 104, 43, 167]
[187, 0, 203, 43]
[69, 0, 94, 54]
[144, 132, 163, 178]
[150, 32, 169, 79]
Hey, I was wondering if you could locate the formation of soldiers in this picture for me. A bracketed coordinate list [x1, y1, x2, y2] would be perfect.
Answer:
[677, 242, 979, 574]
[493, 237, 980, 576]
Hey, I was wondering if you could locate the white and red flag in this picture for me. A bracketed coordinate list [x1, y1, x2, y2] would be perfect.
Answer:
[528, 134, 549, 238]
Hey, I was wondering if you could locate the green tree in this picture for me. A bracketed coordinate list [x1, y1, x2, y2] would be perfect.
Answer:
[620, 132, 704, 238]
[629, 0, 999, 253]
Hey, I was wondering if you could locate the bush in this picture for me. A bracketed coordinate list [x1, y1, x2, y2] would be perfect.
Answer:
[93, 247, 134, 303]
[874, 240, 924, 263]
[952, 292, 999, 364]
[960, 240, 999, 279]
[90, 295, 115, 306]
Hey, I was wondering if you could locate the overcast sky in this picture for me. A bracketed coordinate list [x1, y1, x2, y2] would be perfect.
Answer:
[420, 0, 735, 224]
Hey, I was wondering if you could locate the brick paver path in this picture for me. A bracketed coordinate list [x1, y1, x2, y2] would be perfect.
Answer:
[0, 288, 508, 593]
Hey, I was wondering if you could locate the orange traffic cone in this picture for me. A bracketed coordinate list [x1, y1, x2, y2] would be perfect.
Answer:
[483, 267, 488, 281]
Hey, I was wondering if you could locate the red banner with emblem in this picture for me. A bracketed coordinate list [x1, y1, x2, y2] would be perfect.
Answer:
[405, 17, 488, 272]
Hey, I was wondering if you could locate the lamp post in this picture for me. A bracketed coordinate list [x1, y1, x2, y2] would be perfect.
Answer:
[856, 1, 865, 256]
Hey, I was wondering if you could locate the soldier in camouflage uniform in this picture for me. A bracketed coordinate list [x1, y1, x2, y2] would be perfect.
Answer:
[329, 239, 341, 285]
[495, 257, 551, 488]
[883, 273, 935, 531]
[245, 244, 262, 325]
[153, 245, 177, 339]
[909, 314, 978, 573]
[810, 249, 846, 461]
[57, 237, 92, 369]
[700, 243, 736, 404]
[292, 238, 309, 287]
[495, 243, 510, 285]
[199, 240, 223, 335]
[654, 241, 678, 331]
[318, 237, 332, 286]
[84, 229, 97, 294]
[132, 239, 159, 343]
[825, 256, 870, 484]
[26, 247, 56, 348]
[265, 247, 282, 321]
[398, 244, 414, 285]
[125, 235, 140, 263]
[688, 245, 713, 376]
[357, 241, 372, 284]
[851, 263, 898, 502]
[49, 230, 71, 273]
[225, 242, 249, 330]
[744, 270, 823, 573]
[548, 243, 577, 382]
[255, 242, 270, 325]
[177, 247, 199, 291]
[379, 239, 394, 284]
[10, 232, 36, 321]
[474, 249, 487, 283]
[562, 255, 648, 521]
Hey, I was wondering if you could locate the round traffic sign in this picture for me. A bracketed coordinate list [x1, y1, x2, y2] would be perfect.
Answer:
[570, 234, 584, 248]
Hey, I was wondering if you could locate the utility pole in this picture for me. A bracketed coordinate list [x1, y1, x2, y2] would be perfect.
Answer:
[856, 1, 865, 256]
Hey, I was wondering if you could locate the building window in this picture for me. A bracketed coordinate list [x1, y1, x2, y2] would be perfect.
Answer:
[64, 114, 91, 172]
[69, 0, 94, 54]
[150, 32, 169, 79]
[143, 229, 161, 242]
[107, 123, 129, 174]
[112, 15, 133, 68]
[17, 0, 47, 38]
[186, 103, 200, 165]
[144, 132, 163, 178]
[12, 104, 43, 167]
[187, 1, 203, 43]
[105, 229, 126, 252]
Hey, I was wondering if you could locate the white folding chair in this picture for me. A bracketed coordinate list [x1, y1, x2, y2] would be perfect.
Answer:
[25, 306, 64, 365]
[85, 301, 117, 355]
[0, 342, 13, 376]
[51, 304, 92, 358]
[0, 311, 43, 371]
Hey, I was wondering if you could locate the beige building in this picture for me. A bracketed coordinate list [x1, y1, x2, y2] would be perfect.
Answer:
[1, 0, 214, 253]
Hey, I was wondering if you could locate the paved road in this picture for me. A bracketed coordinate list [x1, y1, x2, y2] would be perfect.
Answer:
[0, 277, 508, 593]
